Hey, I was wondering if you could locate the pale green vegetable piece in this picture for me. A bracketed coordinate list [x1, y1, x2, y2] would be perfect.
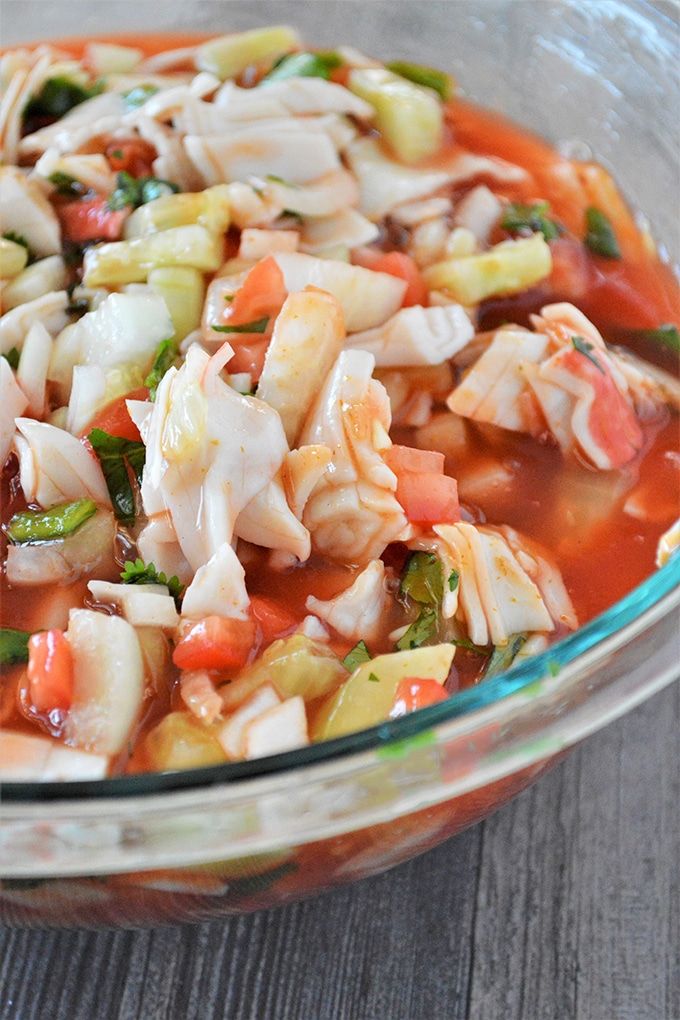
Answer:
[236, 634, 347, 703]
[2, 255, 67, 311]
[85, 42, 142, 74]
[0, 237, 28, 278]
[197, 26, 301, 80]
[313, 643, 454, 740]
[145, 712, 226, 771]
[124, 185, 231, 239]
[423, 234, 552, 305]
[348, 67, 443, 163]
[148, 266, 206, 341]
[83, 225, 224, 286]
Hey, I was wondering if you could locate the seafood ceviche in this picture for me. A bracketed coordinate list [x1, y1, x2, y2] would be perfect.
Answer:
[0, 28, 678, 782]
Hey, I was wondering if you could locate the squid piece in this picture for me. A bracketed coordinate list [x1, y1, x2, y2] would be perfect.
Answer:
[140, 344, 295, 571]
[215, 76, 374, 119]
[447, 328, 550, 435]
[298, 349, 410, 563]
[184, 123, 341, 186]
[272, 252, 406, 331]
[433, 522, 555, 647]
[0, 291, 68, 357]
[238, 228, 299, 261]
[33, 149, 117, 195]
[13, 418, 111, 509]
[299, 208, 379, 254]
[263, 168, 359, 220]
[64, 609, 144, 755]
[306, 559, 387, 641]
[282, 445, 333, 519]
[256, 288, 346, 445]
[347, 304, 474, 368]
[497, 525, 578, 632]
[0, 356, 28, 466]
[180, 542, 250, 620]
[16, 320, 52, 418]
[136, 513, 193, 585]
[18, 91, 125, 156]
[234, 474, 311, 561]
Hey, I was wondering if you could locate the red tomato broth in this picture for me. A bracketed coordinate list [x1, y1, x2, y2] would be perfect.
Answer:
[0, 33, 678, 777]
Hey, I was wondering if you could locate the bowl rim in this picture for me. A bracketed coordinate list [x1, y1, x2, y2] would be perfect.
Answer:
[4, 553, 679, 803]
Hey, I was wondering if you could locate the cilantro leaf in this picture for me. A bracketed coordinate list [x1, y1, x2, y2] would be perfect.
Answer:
[107, 172, 179, 211]
[144, 338, 178, 400]
[2, 348, 20, 371]
[24, 76, 103, 121]
[396, 607, 438, 650]
[120, 558, 183, 601]
[501, 201, 561, 242]
[448, 570, 459, 592]
[400, 551, 443, 607]
[584, 206, 621, 259]
[0, 627, 31, 667]
[635, 324, 680, 354]
[450, 636, 489, 655]
[48, 171, 86, 197]
[88, 428, 145, 526]
[483, 633, 527, 678]
[122, 83, 159, 109]
[571, 334, 604, 373]
[211, 316, 270, 335]
[367, 672, 381, 683]
[342, 640, 372, 673]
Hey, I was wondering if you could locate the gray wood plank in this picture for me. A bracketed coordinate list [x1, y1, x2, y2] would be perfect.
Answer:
[2, 683, 678, 1020]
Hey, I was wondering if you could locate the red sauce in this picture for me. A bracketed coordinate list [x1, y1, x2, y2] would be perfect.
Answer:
[1, 34, 678, 774]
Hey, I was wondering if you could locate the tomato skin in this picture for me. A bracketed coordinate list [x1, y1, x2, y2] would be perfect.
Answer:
[106, 139, 157, 177]
[226, 340, 268, 381]
[228, 256, 288, 325]
[251, 596, 298, 642]
[396, 471, 460, 524]
[172, 616, 256, 672]
[390, 677, 448, 718]
[352, 250, 428, 307]
[57, 197, 128, 243]
[84, 387, 149, 441]
[384, 445, 445, 475]
[27, 630, 74, 714]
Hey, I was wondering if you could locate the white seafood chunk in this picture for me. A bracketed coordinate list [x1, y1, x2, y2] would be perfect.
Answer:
[0, 356, 28, 466]
[0, 731, 108, 781]
[300, 208, 379, 254]
[306, 560, 386, 641]
[348, 304, 474, 367]
[17, 320, 52, 417]
[13, 418, 111, 508]
[299, 349, 409, 563]
[234, 475, 311, 562]
[0, 291, 68, 356]
[180, 542, 250, 620]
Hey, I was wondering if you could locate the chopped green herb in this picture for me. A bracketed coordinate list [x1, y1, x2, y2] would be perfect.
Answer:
[224, 294, 234, 303]
[396, 607, 438, 650]
[107, 171, 179, 211]
[501, 201, 561, 242]
[48, 171, 86, 197]
[211, 316, 270, 335]
[483, 633, 527, 678]
[584, 206, 621, 259]
[265, 174, 299, 189]
[6, 499, 97, 544]
[110, 148, 124, 160]
[571, 334, 604, 373]
[450, 636, 489, 655]
[2, 230, 29, 251]
[448, 570, 459, 592]
[0, 627, 31, 667]
[262, 51, 342, 83]
[120, 558, 184, 601]
[635, 324, 680, 354]
[547, 660, 561, 678]
[88, 428, 145, 526]
[122, 83, 159, 109]
[24, 76, 103, 121]
[2, 347, 20, 371]
[342, 640, 372, 672]
[400, 551, 443, 607]
[144, 338, 178, 400]
[367, 672, 381, 683]
[386, 60, 455, 100]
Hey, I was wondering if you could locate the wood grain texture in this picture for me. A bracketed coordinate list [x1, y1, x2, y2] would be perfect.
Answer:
[1, 682, 678, 1020]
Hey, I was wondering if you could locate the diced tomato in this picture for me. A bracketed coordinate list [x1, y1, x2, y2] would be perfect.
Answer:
[548, 237, 595, 301]
[227, 340, 268, 381]
[84, 387, 149, 441]
[384, 444, 445, 475]
[105, 139, 157, 177]
[251, 596, 298, 642]
[390, 677, 448, 718]
[228, 256, 288, 325]
[395, 471, 460, 524]
[172, 616, 256, 672]
[352, 250, 428, 307]
[27, 630, 74, 714]
[57, 197, 128, 244]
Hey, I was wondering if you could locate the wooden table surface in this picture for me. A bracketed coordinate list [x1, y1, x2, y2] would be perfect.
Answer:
[1, 680, 678, 1020]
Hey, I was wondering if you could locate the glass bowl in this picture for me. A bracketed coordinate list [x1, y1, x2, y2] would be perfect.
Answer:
[1, 0, 678, 928]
